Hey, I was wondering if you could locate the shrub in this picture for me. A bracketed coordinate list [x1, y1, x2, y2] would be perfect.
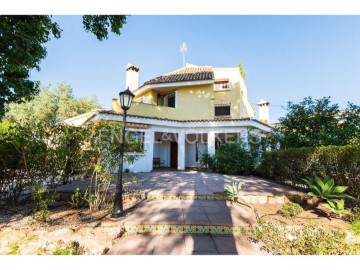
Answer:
[323, 199, 352, 217]
[0, 121, 48, 203]
[303, 175, 353, 200]
[303, 175, 353, 215]
[69, 188, 88, 208]
[53, 241, 83, 255]
[84, 164, 114, 212]
[31, 184, 56, 223]
[0, 119, 139, 205]
[215, 143, 254, 175]
[350, 220, 360, 236]
[257, 145, 360, 200]
[224, 181, 244, 201]
[200, 153, 216, 172]
[255, 217, 360, 255]
[280, 202, 303, 220]
[349, 207, 360, 236]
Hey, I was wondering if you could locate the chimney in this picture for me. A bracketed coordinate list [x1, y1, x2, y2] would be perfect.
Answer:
[257, 99, 270, 125]
[125, 63, 139, 91]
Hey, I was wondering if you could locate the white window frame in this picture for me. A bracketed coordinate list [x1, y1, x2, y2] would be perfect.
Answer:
[214, 82, 231, 91]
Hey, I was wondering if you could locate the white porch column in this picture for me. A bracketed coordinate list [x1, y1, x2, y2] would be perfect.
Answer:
[146, 130, 155, 171]
[177, 130, 185, 170]
[241, 129, 250, 150]
[207, 131, 216, 156]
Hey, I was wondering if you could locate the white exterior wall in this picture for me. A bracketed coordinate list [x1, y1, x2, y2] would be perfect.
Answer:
[213, 67, 255, 119]
[72, 112, 272, 173]
[153, 141, 170, 167]
[123, 128, 154, 173]
[185, 142, 207, 168]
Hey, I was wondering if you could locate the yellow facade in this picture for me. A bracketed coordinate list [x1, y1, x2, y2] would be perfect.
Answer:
[112, 82, 252, 121]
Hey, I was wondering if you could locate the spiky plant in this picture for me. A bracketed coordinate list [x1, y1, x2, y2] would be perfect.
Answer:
[322, 199, 352, 217]
[303, 175, 353, 211]
[224, 181, 244, 201]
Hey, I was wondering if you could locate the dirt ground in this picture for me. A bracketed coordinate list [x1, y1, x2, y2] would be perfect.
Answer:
[253, 203, 350, 229]
[0, 196, 142, 255]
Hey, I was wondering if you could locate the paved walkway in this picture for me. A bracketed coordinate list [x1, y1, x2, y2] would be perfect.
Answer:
[57, 169, 305, 198]
[55, 170, 304, 255]
[122, 199, 255, 226]
[108, 234, 268, 255]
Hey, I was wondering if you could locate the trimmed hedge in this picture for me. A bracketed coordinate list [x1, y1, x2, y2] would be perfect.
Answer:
[257, 145, 360, 200]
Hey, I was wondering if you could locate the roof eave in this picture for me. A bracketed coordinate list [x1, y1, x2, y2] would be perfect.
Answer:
[133, 79, 214, 96]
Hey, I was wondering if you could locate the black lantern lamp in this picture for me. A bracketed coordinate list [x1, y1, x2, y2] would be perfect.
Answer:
[111, 87, 135, 219]
[119, 87, 135, 110]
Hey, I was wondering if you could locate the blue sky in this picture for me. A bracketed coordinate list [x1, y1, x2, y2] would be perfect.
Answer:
[31, 15, 360, 122]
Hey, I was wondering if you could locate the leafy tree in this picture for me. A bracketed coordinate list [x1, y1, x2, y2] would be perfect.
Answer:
[83, 15, 127, 41]
[0, 15, 127, 118]
[273, 96, 360, 148]
[0, 16, 61, 117]
[339, 102, 360, 145]
[4, 83, 102, 127]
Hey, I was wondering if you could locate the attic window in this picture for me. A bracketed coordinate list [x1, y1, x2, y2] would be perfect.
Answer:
[215, 104, 231, 117]
[214, 78, 231, 91]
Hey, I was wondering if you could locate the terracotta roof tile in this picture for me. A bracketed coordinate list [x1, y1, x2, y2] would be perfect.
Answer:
[142, 66, 214, 86]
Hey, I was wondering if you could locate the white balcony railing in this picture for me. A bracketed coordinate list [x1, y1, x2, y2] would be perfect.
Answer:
[214, 82, 231, 91]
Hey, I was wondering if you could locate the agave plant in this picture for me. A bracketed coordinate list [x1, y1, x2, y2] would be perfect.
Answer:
[322, 199, 352, 217]
[303, 175, 353, 211]
[224, 181, 244, 201]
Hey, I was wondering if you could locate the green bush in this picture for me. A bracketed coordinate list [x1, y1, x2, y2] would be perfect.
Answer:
[0, 121, 89, 203]
[0, 119, 140, 205]
[215, 143, 254, 175]
[257, 145, 360, 200]
[200, 153, 216, 172]
[69, 188, 88, 208]
[31, 183, 56, 223]
[280, 202, 303, 220]
[0, 121, 48, 203]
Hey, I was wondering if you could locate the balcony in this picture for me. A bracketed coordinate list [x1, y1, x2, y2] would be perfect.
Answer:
[112, 99, 180, 120]
[214, 82, 231, 91]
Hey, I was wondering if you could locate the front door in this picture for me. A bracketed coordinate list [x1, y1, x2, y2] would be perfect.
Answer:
[170, 142, 178, 168]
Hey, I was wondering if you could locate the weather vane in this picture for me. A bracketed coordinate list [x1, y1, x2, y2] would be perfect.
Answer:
[180, 42, 187, 67]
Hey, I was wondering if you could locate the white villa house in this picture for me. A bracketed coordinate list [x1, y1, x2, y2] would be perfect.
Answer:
[64, 63, 273, 172]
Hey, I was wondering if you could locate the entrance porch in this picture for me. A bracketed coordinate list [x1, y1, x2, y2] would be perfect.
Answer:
[152, 131, 246, 171]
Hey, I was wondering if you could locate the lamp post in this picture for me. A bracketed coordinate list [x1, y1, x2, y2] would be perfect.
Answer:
[111, 87, 135, 219]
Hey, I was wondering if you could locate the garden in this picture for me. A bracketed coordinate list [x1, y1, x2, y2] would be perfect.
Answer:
[201, 97, 360, 255]
[1, 91, 360, 255]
